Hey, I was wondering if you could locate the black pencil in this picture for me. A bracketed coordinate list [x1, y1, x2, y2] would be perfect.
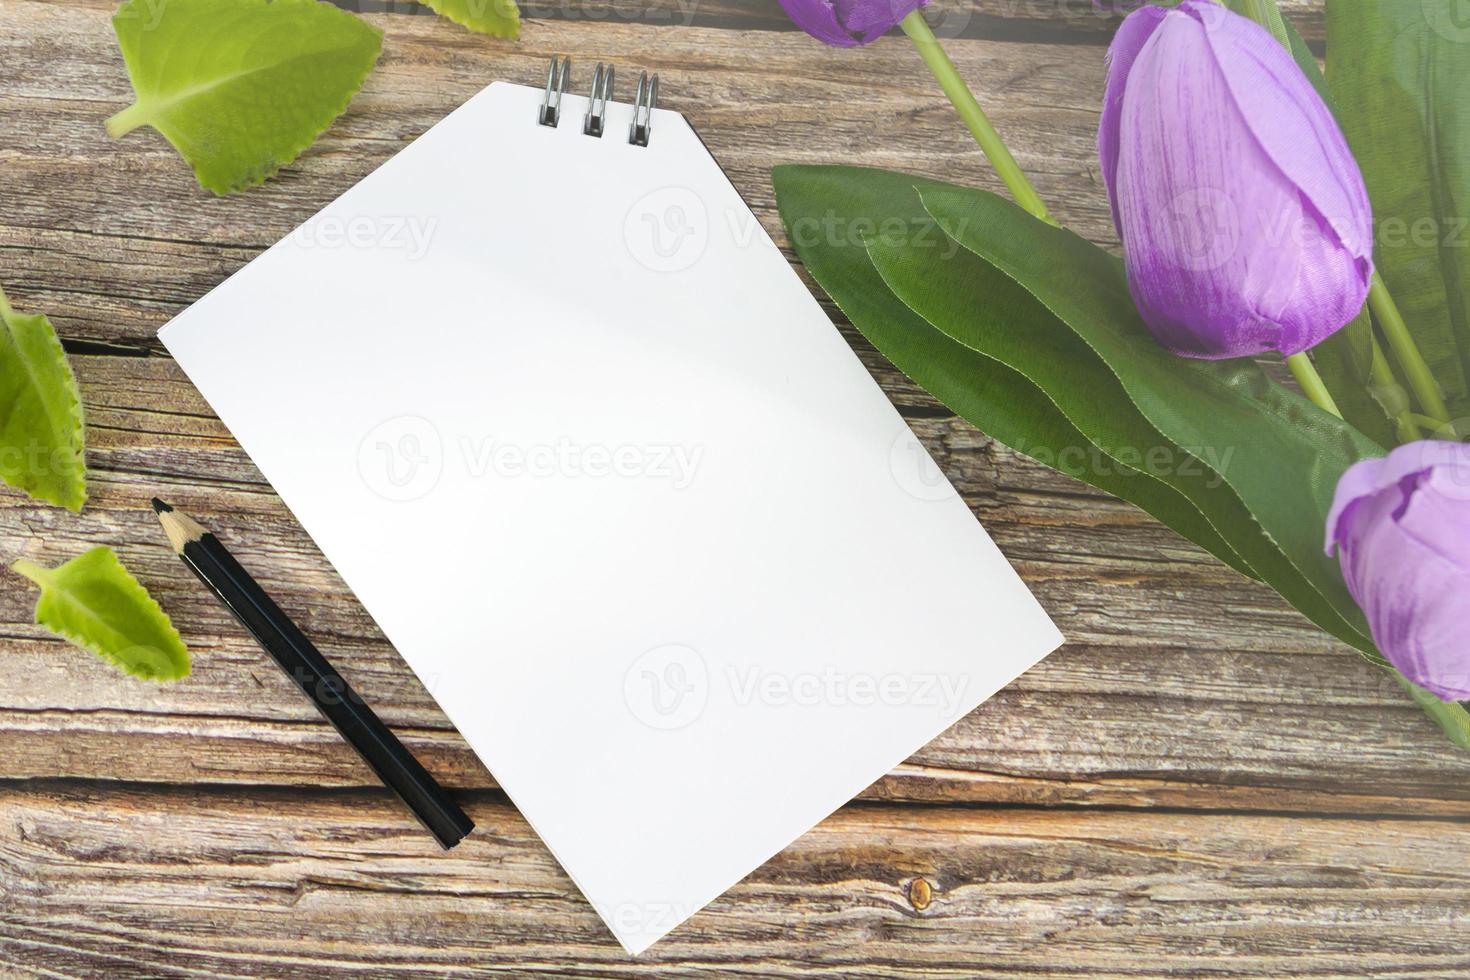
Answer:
[152, 498, 474, 850]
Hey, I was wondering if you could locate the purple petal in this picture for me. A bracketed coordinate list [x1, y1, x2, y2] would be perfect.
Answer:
[1327, 441, 1470, 553]
[1109, 6, 1372, 357]
[1114, 11, 1305, 357]
[777, 0, 926, 47]
[1327, 441, 1470, 699]
[837, 0, 927, 43]
[1180, 0, 1373, 262]
[1099, 4, 1169, 236]
[1335, 486, 1470, 700]
[778, 0, 862, 47]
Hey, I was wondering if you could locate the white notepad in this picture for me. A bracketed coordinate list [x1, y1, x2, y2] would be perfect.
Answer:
[160, 75, 1064, 953]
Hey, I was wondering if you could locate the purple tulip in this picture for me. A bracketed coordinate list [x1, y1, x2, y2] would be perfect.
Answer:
[1326, 441, 1470, 701]
[777, 0, 928, 47]
[1098, 1, 1374, 359]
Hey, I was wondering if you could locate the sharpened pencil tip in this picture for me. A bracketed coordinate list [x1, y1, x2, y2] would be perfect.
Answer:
[151, 497, 172, 515]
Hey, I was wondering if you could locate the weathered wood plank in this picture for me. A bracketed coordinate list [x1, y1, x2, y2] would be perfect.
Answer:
[4, 0, 1466, 974]
[2, 783, 1466, 976]
[2, 0, 1464, 819]
[0, 0, 1123, 350]
[0, 355, 1466, 813]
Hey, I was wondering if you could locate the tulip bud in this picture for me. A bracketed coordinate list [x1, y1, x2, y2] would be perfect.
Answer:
[1098, 1, 1374, 359]
[778, 0, 928, 47]
[1326, 441, 1470, 701]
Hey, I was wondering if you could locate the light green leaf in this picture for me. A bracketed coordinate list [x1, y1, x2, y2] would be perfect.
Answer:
[771, 165, 1251, 578]
[419, 0, 520, 37]
[13, 547, 190, 682]
[1327, 0, 1470, 420]
[920, 183, 1387, 657]
[106, 0, 384, 195]
[0, 285, 87, 512]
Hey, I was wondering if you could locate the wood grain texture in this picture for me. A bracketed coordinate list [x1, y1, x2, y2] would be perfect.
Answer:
[0, 0, 1464, 974]
[3, 784, 1469, 978]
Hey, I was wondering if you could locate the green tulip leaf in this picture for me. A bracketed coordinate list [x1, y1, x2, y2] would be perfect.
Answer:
[920, 183, 1386, 657]
[13, 547, 190, 682]
[1259, 15, 1400, 448]
[419, 0, 520, 37]
[0, 286, 87, 512]
[106, 0, 384, 195]
[1327, 0, 1470, 422]
[771, 165, 1250, 579]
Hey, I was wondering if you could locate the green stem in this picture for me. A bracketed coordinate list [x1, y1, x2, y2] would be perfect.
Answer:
[900, 10, 1054, 224]
[1369, 274, 1451, 425]
[0, 284, 13, 322]
[11, 558, 52, 588]
[1239, 0, 1450, 435]
[104, 102, 149, 140]
[1366, 335, 1424, 443]
[1285, 352, 1342, 418]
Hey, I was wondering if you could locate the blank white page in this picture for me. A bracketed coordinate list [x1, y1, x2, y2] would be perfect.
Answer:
[160, 81, 1063, 954]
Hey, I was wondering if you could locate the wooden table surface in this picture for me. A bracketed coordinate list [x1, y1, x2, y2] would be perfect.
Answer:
[2, 0, 1468, 975]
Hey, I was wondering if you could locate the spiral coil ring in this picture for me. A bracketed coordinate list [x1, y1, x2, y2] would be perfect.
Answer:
[538, 56, 658, 147]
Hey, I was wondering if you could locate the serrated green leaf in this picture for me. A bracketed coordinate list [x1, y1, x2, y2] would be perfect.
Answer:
[106, 0, 384, 195]
[771, 165, 1250, 577]
[13, 547, 190, 682]
[0, 285, 87, 512]
[919, 183, 1387, 658]
[1327, 0, 1470, 421]
[419, 0, 520, 37]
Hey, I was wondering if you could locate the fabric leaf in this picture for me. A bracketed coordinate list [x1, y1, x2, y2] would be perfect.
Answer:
[420, 0, 520, 37]
[920, 182, 1386, 656]
[771, 165, 1253, 581]
[13, 547, 190, 682]
[1327, 0, 1470, 420]
[1269, 15, 1399, 449]
[106, 0, 384, 195]
[0, 285, 87, 512]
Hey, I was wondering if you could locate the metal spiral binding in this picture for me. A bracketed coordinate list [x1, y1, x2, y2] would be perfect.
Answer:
[537, 56, 658, 147]
[583, 63, 614, 138]
[539, 56, 570, 127]
[629, 71, 659, 147]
